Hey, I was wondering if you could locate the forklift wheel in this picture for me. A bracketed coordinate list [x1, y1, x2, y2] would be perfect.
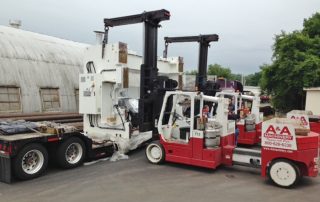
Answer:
[268, 159, 300, 188]
[145, 142, 165, 164]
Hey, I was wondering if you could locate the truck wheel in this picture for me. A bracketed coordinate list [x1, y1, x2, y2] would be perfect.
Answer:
[57, 137, 85, 168]
[13, 143, 48, 180]
[145, 142, 165, 164]
[268, 159, 300, 188]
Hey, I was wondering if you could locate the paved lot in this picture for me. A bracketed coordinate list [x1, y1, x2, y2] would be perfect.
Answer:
[0, 148, 319, 202]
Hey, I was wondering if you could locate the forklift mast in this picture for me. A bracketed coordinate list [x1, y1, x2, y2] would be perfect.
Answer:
[163, 34, 219, 90]
[104, 9, 176, 133]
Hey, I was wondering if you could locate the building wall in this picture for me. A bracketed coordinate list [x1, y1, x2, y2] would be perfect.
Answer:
[0, 26, 182, 114]
[0, 25, 87, 113]
[244, 86, 261, 96]
[305, 88, 320, 115]
[183, 75, 217, 90]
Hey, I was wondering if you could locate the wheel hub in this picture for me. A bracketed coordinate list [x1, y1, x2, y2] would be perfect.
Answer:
[150, 147, 161, 159]
[21, 150, 44, 174]
[276, 168, 290, 180]
[65, 143, 83, 164]
[270, 161, 297, 187]
[67, 145, 77, 161]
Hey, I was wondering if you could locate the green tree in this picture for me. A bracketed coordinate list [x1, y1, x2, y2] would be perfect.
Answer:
[231, 73, 242, 81]
[245, 69, 263, 86]
[260, 13, 320, 112]
[207, 63, 233, 79]
[188, 63, 245, 82]
[185, 70, 197, 75]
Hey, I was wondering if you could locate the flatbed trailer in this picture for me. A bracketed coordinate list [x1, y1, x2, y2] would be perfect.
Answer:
[0, 9, 173, 183]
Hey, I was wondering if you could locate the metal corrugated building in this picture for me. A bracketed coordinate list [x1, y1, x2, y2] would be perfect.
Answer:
[0, 25, 88, 113]
[0, 25, 182, 114]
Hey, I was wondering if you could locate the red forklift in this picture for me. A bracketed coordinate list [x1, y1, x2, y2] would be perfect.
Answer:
[287, 110, 320, 133]
[215, 91, 263, 145]
[145, 90, 319, 188]
[145, 33, 319, 188]
[287, 110, 320, 148]
[162, 35, 262, 146]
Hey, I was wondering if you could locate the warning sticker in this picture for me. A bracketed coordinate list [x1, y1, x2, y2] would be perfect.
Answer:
[262, 122, 297, 150]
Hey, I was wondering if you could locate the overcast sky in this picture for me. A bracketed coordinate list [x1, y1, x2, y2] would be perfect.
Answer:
[1, 0, 319, 74]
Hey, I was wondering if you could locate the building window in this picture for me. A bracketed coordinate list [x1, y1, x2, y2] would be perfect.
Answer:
[0, 86, 22, 112]
[40, 88, 60, 111]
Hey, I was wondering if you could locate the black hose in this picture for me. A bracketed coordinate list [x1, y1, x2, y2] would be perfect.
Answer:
[114, 105, 126, 130]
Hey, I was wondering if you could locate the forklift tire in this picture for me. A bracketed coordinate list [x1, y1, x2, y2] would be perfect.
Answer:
[268, 159, 301, 188]
[56, 137, 86, 169]
[145, 141, 165, 164]
[13, 143, 48, 180]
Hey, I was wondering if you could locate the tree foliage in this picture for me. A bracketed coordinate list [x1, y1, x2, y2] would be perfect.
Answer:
[208, 63, 232, 78]
[260, 12, 320, 112]
[185, 70, 197, 75]
[207, 63, 241, 80]
[187, 63, 241, 79]
[245, 71, 262, 86]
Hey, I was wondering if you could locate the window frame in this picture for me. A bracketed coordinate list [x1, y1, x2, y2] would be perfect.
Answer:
[0, 86, 22, 113]
[39, 87, 61, 112]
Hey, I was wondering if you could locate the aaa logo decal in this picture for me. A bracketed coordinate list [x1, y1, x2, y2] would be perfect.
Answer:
[264, 125, 293, 140]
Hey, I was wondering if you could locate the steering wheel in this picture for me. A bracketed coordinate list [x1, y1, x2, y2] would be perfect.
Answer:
[172, 111, 183, 126]
[163, 111, 183, 126]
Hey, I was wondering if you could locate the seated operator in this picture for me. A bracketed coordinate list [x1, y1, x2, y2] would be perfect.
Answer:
[202, 105, 211, 118]
[228, 98, 235, 114]
[180, 98, 191, 118]
[228, 98, 239, 120]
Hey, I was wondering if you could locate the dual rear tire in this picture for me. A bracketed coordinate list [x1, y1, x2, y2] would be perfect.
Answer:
[13, 137, 86, 180]
[13, 143, 48, 180]
[56, 137, 85, 169]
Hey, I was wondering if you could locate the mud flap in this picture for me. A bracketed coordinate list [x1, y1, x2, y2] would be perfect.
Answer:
[0, 156, 12, 183]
